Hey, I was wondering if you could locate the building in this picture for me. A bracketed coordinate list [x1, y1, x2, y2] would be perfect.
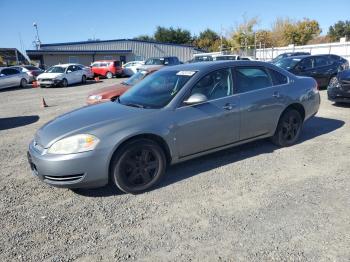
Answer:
[0, 48, 29, 66]
[26, 39, 204, 67]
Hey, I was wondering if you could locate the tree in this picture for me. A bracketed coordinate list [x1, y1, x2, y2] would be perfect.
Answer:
[328, 20, 350, 41]
[284, 19, 321, 45]
[230, 16, 259, 50]
[134, 35, 155, 41]
[193, 29, 221, 52]
[154, 26, 193, 44]
[255, 30, 274, 48]
[270, 18, 321, 46]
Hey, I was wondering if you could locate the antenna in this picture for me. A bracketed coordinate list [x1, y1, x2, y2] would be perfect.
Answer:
[33, 22, 41, 50]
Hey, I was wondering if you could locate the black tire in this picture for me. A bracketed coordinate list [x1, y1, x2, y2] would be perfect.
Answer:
[110, 139, 166, 194]
[106, 71, 113, 79]
[61, 78, 68, 87]
[20, 78, 27, 88]
[271, 109, 303, 147]
[81, 75, 87, 84]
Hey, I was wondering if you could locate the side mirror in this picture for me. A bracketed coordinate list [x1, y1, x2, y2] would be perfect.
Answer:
[183, 93, 208, 105]
[0, 74, 4, 77]
[67, 70, 72, 74]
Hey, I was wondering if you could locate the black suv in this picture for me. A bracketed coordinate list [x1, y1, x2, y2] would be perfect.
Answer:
[273, 54, 349, 88]
[271, 52, 310, 63]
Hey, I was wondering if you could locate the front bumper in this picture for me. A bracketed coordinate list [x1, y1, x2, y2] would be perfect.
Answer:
[38, 79, 63, 87]
[327, 86, 350, 103]
[27, 140, 109, 188]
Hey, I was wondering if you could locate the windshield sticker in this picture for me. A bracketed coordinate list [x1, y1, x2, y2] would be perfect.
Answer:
[176, 71, 196, 76]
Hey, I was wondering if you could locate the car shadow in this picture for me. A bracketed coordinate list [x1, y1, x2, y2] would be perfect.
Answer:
[73, 116, 344, 197]
[0, 115, 39, 131]
[0, 85, 32, 93]
[332, 102, 350, 108]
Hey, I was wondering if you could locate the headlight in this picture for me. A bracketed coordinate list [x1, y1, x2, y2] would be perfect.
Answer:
[47, 134, 99, 155]
[88, 95, 103, 100]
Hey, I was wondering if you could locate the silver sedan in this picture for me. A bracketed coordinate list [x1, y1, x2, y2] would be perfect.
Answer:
[0, 67, 29, 89]
[28, 61, 320, 194]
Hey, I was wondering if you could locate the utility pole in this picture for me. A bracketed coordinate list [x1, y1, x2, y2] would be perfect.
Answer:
[33, 22, 41, 50]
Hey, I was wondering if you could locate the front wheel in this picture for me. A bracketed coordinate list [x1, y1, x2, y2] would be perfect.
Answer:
[20, 78, 27, 88]
[271, 109, 303, 147]
[61, 78, 68, 87]
[111, 139, 166, 194]
[106, 71, 113, 79]
[81, 75, 87, 84]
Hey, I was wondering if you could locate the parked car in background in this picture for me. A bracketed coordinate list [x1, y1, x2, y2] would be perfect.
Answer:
[122, 61, 145, 76]
[143, 56, 180, 67]
[0, 67, 29, 89]
[188, 54, 240, 63]
[37, 64, 88, 87]
[271, 52, 311, 63]
[327, 69, 350, 103]
[87, 65, 162, 105]
[11, 65, 44, 82]
[77, 64, 94, 79]
[28, 61, 320, 194]
[273, 54, 349, 88]
[91, 60, 123, 79]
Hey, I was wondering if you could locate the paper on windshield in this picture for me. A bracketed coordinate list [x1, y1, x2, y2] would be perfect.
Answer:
[176, 71, 196, 76]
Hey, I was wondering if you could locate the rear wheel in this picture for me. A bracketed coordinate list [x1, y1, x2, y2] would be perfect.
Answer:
[20, 78, 27, 88]
[61, 78, 68, 87]
[110, 139, 166, 194]
[106, 71, 113, 79]
[81, 75, 87, 84]
[271, 109, 303, 147]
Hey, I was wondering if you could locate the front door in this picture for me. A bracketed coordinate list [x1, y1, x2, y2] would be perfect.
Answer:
[174, 68, 240, 158]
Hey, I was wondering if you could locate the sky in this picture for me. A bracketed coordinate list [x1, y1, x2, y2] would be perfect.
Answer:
[1, 0, 349, 54]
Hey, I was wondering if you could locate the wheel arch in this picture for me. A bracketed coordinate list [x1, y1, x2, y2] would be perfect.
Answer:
[108, 133, 172, 177]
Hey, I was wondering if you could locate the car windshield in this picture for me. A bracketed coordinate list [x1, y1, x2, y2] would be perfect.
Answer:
[145, 58, 164, 65]
[274, 58, 301, 70]
[123, 70, 148, 86]
[46, 66, 65, 73]
[119, 70, 196, 109]
[272, 54, 288, 62]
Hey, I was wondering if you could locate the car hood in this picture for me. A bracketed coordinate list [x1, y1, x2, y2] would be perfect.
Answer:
[35, 102, 155, 148]
[88, 83, 130, 98]
[37, 72, 63, 79]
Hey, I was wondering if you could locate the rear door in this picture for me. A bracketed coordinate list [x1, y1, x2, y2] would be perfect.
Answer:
[313, 56, 334, 86]
[2, 68, 21, 87]
[234, 66, 285, 140]
[175, 68, 240, 157]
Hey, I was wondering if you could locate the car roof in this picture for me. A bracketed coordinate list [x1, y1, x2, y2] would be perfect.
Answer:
[160, 60, 273, 72]
[282, 54, 334, 60]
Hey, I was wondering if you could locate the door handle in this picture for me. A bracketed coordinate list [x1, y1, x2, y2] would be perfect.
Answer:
[222, 103, 236, 110]
[273, 91, 280, 98]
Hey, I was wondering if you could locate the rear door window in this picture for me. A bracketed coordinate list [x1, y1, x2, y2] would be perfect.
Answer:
[299, 58, 314, 70]
[268, 69, 288, 85]
[314, 56, 331, 68]
[234, 67, 273, 93]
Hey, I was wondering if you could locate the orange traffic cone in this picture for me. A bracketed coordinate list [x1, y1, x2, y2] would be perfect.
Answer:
[32, 81, 39, 88]
[42, 97, 48, 108]
[94, 76, 100, 82]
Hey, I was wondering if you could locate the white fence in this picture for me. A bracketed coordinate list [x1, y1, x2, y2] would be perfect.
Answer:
[256, 41, 350, 61]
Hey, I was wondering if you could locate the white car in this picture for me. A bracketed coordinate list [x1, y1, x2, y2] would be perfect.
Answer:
[0, 67, 29, 90]
[37, 64, 88, 87]
[122, 61, 144, 76]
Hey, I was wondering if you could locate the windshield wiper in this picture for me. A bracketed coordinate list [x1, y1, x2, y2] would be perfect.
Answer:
[125, 103, 145, 108]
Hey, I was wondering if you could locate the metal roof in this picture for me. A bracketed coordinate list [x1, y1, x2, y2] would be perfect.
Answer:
[26, 49, 132, 55]
[40, 38, 202, 51]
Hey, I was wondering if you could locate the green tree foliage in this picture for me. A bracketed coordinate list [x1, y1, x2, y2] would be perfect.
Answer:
[154, 26, 193, 44]
[134, 35, 155, 41]
[283, 19, 321, 45]
[193, 29, 221, 52]
[328, 20, 350, 41]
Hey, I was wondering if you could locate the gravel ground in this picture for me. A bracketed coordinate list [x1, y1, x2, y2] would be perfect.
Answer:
[0, 79, 349, 261]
